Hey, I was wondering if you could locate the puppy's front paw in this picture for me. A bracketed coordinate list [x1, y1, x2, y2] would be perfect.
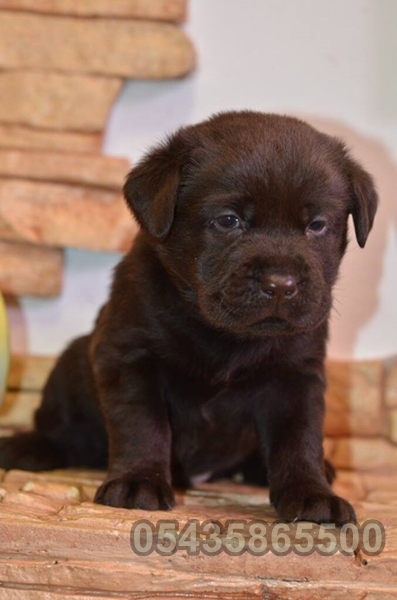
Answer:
[94, 474, 175, 511]
[276, 490, 356, 525]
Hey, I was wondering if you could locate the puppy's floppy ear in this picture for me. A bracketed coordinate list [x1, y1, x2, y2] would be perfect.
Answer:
[123, 130, 193, 241]
[346, 156, 378, 248]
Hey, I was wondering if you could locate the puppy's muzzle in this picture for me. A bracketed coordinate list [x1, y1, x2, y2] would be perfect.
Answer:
[261, 274, 298, 302]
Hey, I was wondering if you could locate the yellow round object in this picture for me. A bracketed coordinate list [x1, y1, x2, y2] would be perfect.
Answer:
[0, 292, 10, 403]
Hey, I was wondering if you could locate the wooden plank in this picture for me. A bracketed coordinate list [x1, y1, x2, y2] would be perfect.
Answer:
[386, 360, 397, 408]
[386, 408, 397, 444]
[325, 361, 384, 437]
[0, 390, 41, 428]
[0, 179, 137, 252]
[0, 72, 122, 132]
[0, 241, 63, 298]
[0, 12, 195, 79]
[0, 0, 187, 23]
[326, 437, 397, 470]
[7, 355, 55, 392]
[0, 149, 130, 191]
[0, 124, 102, 154]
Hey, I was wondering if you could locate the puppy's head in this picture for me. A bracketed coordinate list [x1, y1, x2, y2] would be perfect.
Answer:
[124, 111, 378, 338]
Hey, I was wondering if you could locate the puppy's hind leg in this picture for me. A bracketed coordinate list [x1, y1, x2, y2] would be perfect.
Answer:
[0, 372, 69, 471]
[0, 335, 107, 472]
[0, 431, 67, 471]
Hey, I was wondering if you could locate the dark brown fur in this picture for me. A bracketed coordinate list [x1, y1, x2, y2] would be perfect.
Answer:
[0, 112, 378, 523]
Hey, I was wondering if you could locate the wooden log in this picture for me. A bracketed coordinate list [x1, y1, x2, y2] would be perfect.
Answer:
[21, 480, 81, 503]
[0, 179, 137, 252]
[0, 240, 63, 297]
[0, 12, 195, 79]
[0, 457, 395, 594]
[0, 124, 102, 154]
[0, 149, 130, 191]
[324, 360, 383, 437]
[0, 71, 123, 132]
[0, 0, 187, 22]
[3, 469, 106, 488]
[7, 355, 55, 392]
[0, 476, 395, 590]
[0, 579, 394, 600]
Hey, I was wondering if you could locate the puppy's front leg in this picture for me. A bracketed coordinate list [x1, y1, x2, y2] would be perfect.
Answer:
[256, 371, 355, 524]
[92, 345, 174, 511]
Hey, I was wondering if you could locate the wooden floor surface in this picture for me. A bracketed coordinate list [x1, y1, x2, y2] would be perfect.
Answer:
[0, 466, 396, 599]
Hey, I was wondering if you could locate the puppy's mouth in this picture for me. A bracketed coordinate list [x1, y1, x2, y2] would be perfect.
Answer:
[257, 316, 289, 327]
[197, 270, 330, 338]
[251, 316, 293, 334]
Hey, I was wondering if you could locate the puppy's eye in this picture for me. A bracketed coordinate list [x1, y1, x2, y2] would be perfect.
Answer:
[213, 215, 241, 231]
[306, 219, 327, 235]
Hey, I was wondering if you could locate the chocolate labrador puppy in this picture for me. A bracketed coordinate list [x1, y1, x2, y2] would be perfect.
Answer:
[0, 111, 378, 524]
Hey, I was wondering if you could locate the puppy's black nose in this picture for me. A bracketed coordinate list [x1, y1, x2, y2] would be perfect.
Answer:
[262, 274, 298, 300]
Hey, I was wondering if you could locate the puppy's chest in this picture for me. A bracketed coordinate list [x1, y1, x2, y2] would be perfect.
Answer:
[166, 374, 256, 467]
[164, 366, 257, 435]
